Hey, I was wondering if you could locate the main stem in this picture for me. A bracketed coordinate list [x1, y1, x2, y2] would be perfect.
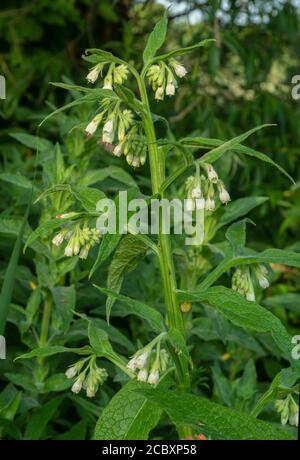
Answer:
[40, 294, 52, 346]
[137, 75, 191, 404]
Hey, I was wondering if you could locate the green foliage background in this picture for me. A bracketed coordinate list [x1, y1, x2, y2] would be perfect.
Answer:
[0, 0, 299, 440]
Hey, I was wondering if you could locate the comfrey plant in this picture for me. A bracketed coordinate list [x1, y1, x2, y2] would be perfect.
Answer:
[20, 13, 299, 440]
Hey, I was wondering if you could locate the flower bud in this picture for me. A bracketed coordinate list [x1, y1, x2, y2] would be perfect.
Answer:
[65, 366, 77, 379]
[206, 165, 218, 183]
[155, 86, 165, 101]
[113, 144, 123, 157]
[71, 374, 84, 394]
[166, 82, 175, 96]
[127, 357, 138, 371]
[171, 62, 187, 78]
[52, 232, 65, 247]
[205, 197, 215, 211]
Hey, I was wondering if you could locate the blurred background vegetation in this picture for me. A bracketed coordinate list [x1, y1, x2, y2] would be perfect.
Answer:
[0, 0, 299, 440]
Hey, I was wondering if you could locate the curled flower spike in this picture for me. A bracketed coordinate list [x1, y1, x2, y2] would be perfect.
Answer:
[113, 64, 129, 85]
[67, 356, 107, 398]
[127, 334, 169, 386]
[52, 223, 101, 259]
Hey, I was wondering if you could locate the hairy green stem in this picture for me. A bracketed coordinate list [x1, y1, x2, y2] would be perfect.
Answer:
[137, 75, 192, 438]
[39, 295, 52, 346]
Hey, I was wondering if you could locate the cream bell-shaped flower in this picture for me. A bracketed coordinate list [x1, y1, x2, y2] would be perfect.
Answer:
[137, 369, 148, 382]
[136, 351, 149, 370]
[147, 369, 159, 385]
[86, 64, 103, 83]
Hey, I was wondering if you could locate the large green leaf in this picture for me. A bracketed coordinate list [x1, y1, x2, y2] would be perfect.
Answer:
[94, 286, 165, 333]
[143, 12, 168, 64]
[105, 235, 148, 322]
[141, 388, 293, 440]
[198, 247, 300, 290]
[181, 133, 293, 183]
[24, 396, 63, 440]
[51, 285, 76, 332]
[94, 381, 162, 440]
[153, 39, 215, 62]
[9, 132, 53, 152]
[177, 286, 296, 364]
[218, 196, 268, 228]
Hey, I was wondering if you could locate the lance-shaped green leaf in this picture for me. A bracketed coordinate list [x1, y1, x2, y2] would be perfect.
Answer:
[218, 196, 269, 228]
[143, 11, 168, 64]
[176, 286, 297, 365]
[24, 396, 64, 440]
[181, 133, 294, 183]
[140, 388, 294, 440]
[94, 381, 162, 440]
[9, 132, 53, 152]
[251, 367, 300, 418]
[197, 124, 274, 164]
[39, 89, 117, 127]
[94, 286, 165, 333]
[16, 345, 91, 360]
[104, 235, 148, 323]
[152, 38, 216, 62]
[198, 247, 300, 291]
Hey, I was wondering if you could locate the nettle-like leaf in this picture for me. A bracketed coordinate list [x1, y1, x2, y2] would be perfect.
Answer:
[94, 381, 162, 440]
[225, 218, 253, 253]
[36, 183, 105, 212]
[177, 286, 298, 366]
[51, 285, 76, 332]
[143, 11, 168, 64]
[140, 388, 294, 440]
[104, 234, 148, 322]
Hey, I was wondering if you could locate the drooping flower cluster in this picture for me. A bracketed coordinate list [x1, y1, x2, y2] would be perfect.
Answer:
[275, 395, 299, 427]
[52, 221, 101, 259]
[127, 339, 169, 385]
[232, 264, 270, 301]
[66, 356, 108, 398]
[147, 59, 187, 100]
[86, 62, 129, 89]
[84, 97, 147, 167]
[185, 163, 230, 212]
